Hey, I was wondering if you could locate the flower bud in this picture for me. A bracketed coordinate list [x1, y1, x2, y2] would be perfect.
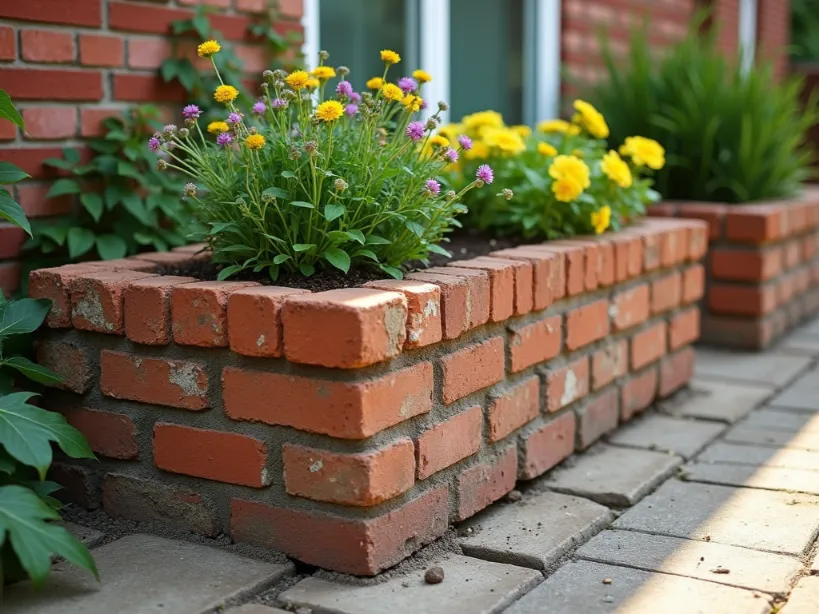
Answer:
[318, 49, 329, 61]
[333, 178, 348, 192]
[156, 159, 168, 171]
[183, 183, 197, 198]
[446, 190, 457, 200]
[288, 145, 302, 160]
[501, 188, 513, 200]
[178, 128, 190, 139]
[437, 101, 449, 111]
[337, 66, 350, 77]
[262, 69, 275, 83]
[303, 140, 318, 154]
[273, 69, 286, 79]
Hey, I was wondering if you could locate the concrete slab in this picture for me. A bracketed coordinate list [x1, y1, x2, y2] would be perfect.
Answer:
[778, 334, 819, 356]
[227, 605, 290, 614]
[695, 441, 819, 471]
[61, 522, 105, 548]
[607, 414, 725, 459]
[279, 553, 542, 614]
[613, 479, 819, 555]
[742, 408, 819, 432]
[505, 560, 771, 614]
[694, 348, 810, 386]
[545, 445, 681, 507]
[781, 577, 819, 614]
[723, 423, 819, 451]
[459, 491, 613, 570]
[4, 534, 293, 614]
[682, 462, 819, 496]
[770, 367, 819, 412]
[660, 379, 772, 424]
[576, 529, 801, 595]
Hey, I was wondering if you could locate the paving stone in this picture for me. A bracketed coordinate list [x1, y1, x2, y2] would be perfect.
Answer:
[682, 463, 819, 496]
[770, 367, 819, 412]
[695, 441, 819, 470]
[61, 522, 105, 548]
[660, 379, 772, 424]
[613, 479, 819, 555]
[279, 553, 542, 614]
[227, 605, 290, 614]
[576, 529, 801, 595]
[4, 534, 293, 614]
[505, 560, 770, 614]
[545, 445, 681, 507]
[723, 423, 819, 451]
[743, 407, 819, 432]
[694, 348, 811, 386]
[607, 414, 725, 459]
[459, 491, 613, 570]
[778, 334, 819, 356]
[782, 577, 819, 614]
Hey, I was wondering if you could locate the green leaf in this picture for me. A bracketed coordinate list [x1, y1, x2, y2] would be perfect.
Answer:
[324, 204, 345, 222]
[192, 14, 210, 38]
[290, 201, 314, 209]
[62, 148, 81, 164]
[324, 248, 350, 273]
[43, 157, 74, 171]
[80, 193, 104, 223]
[0, 162, 29, 185]
[365, 235, 392, 245]
[353, 249, 379, 262]
[67, 227, 96, 259]
[217, 265, 243, 281]
[292, 243, 316, 252]
[46, 179, 81, 199]
[345, 229, 366, 244]
[117, 161, 146, 184]
[121, 194, 153, 226]
[0, 357, 61, 385]
[299, 263, 315, 277]
[0, 298, 51, 338]
[273, 254, 291, 265]
[405, 221, 425, 238]
[104, 184, 124, 209]
[262, 186, 289, 200]
[95, 234, 128, 260]
[0, 90, 24, 130]
[427, 244, 452, 258]
[0, 192, 32, 237]
[379, 264, 404, 280]
[281, 170, 297, 179]
[0, 485, 98, 587]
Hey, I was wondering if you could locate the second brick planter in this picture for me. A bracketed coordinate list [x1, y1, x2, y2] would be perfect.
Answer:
[32, 218, 706, 575]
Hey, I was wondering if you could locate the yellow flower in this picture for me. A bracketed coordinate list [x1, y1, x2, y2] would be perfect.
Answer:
[464, 140, 490, 160]
[381, 49, 401, 64]
[285, 70, 310, 90]
[305, 78, 320, 89]
[311, 66, 336, 80]
[402, 94, 423, 113]
[429, 135, 450, 148]
[463, 110, 504, 136]
[315, 100, 344, 122]
[601, 150, 633, 188]
[366, 77, 384, 90]
[413, 69, 432, 83]
[591, 205, 612, 234]
[245, 134, 265, 150]
[536, 119, 579, 135]
[483, 128, 526, 155]
[552, 176, 584, 202]
[207, 121, 229, 134]
[214, 85, 239, 104]
[381, 83, 404, 101]
[537, 142, 557, 157]
[511, 125, 532, 138]
[197, 40, 221, 58]
[572, 99, 609, 139]
[620, 136, 665, 170]
[549, 155, 591, 189]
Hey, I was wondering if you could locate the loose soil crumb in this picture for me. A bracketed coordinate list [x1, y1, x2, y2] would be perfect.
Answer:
[424, 566, 445, 584]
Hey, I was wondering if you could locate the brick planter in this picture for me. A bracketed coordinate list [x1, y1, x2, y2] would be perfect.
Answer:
[32, 218, 705, 576]
[649, 188, 819, 350]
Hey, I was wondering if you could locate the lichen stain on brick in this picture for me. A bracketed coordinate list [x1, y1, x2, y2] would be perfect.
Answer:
[561, 368, 578, 406]
[73, 287, 113, 331]
[168, 362, 206, 397]
[256, 333, 265, 348]
[309, 459, 323, 472]
[384, 305, 406, 354]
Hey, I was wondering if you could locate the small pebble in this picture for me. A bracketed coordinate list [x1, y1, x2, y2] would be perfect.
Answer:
[602, 578, 612, 585]
[711, 567, 730, 575]
[425, 566, 445, 584]
[507, 490, 523, 502]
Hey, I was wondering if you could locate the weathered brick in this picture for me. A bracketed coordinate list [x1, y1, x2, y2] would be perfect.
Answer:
[71, 270, 156, 334]
[63, 408, 137, 460]
[21, 29, 75, 63]
[577, 388, 619, 450]
[36, 338, 94, 394]
[0, 1, 102, 27]
[725, 205, 785, 244]
[490, 247, 560, 309]
[226, 286, 309, 357]
[423, 266, 491, 328]
[113, 73, 187, 102]
[457, 445, 517, 520]
[446, 257, 516, 322]
[22, 107, 77, 139]
[687, 219, 709, 261]
[531, 243, 584, 296]
[675, 203, 726, 241]
[125, 276, 197, 345]
[545, 356, 590, 412]
[708, 283, 777, 316]
[0, 26, 13, 62]
[509, 315, 562, 372]
[612, 283, 650, 331]
[441, 337, 505, 404]
[222, 363, 432, 439]
[700, 312, 785, 350]
[101, 351, 209, 410]
[669, 307, 700, 350]
[78, 33, 124, 67]
[659, 347, 696, 398]
[651, 271, 682, 314]
[127, 36, 172, 69]
[0, 67, 103, 100]
[631, 322, 668, 370]
[171, 281, 259, 347]
[621, 367, 658, 420]
[520, 412, 576, 479]
[591, 340, 628, 390]
[29, 264, 101, 327]
[416, 406, 482, 479]
[405, 272, 470, 339]
[49, 463, 100, 509]
[566, 299, 610, 351]
[550, 239, 601, 291]
[488, 376, 540, 442]
[608, 232, 643, 282]
[363, 280, 442, 348]
[154, 423, 269, 487]
[710, 247, 782, 282]
[682, 264, 705, 304]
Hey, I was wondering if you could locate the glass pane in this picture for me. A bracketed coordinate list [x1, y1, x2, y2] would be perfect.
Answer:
[319, 0, 409, 92]
[449, 0, 524, 124]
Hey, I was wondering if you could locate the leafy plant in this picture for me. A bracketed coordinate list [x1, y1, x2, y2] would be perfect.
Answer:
[0, 91, 31, 237]
[791, 0, 819, 62]
[587, 20, 818, 203]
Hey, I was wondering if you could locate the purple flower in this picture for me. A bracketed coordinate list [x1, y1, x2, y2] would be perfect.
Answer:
[252, 100, 266, 114]
[216, 133, 233, 147]
[345, 103, 359, 116]
[148, 137, 161, 152]
[406, 121, 425, 141]
[163, 124, 177, 134]
[420, 99, 429, 110]
[425, 179, 441, 195]
[398, 77, 417, 93]
[182, 104, 201, 120]
[444, 148, 459, 163]
[271, 98, 287, 109]
[476, 164, 494, 185]
[349, 91, 361, 103]
[458, 135, 473, 151]
[336, 80, 353, 97]
[227, 112, 242, 125]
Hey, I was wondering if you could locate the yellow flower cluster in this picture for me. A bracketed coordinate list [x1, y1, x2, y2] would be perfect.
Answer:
[549, 155, 591, 202]
[285, 70, 310, 90]
[245, 134, 265, 150]
[315, 100, 343, 122]
[483, 127, 526, 155]
[381, 83, 404, 102]
[402, 94, 423, 113]
[620, 136, 665, 170]
[413, 69, 432, 83]
[380, 49, 401, 64]
[214, 85, 239, 104]
[197, 40, 221, 58]
[207, 121, 229, 134]
[591, 206, 612, 234]
[311, 66, 336, 80]
[366, 77, 384, 90]
[601, 150, 632, 188]
[537, 119, 580, 135]
[537, 142, 557, 157]
[572, 100, 609, 139]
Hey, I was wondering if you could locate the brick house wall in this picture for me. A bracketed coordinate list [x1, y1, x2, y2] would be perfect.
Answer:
[757, 0, 790, 79]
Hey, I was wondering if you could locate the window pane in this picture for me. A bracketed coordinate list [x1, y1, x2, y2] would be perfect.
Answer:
[449, 0, 524, 124]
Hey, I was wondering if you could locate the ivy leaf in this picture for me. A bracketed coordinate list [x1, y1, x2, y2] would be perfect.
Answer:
[0, 357, 61, 385]
[62, 148, 81, 164]
[0, 162, 30, 185]
[324, 204, 345, 222]
[0, 90, 24, 130]
[80, 193, 104, 223]
[43, 157, 74, 171]
[324, 248, 351, 273]
[0, 192, 31, 237]
[95, 234, 128, 260]
[46, 178, 81, 198]
[121, 194, 154, 226]
[0, 298, 52, 339]
[67, 227, 96, 259]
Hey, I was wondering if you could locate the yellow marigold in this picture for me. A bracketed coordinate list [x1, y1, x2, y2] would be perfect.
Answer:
[464, 140, 490, 160]
[380, 49, 401, 64]
[537, 142, 557, 157]
[197, 40, 221, 58]
[285, 70, 310, 90]
[315, 100, 344, 122]
[214, 85, 239, 104]
[601, 150, 633, 188]
[311, 66, 336, 80]
[305, 78, 320, 89]
[549, 155, 591, 189]
[366, 77, 384, 90]
[245, 134, 265, 150]
[463, 110, 504, 135]
[381, 83, 404, 102]
[572, 99, 609, 139]
[552, 176, 584, 202]
[429, 135, 450, 148]
[483, 128, 526, 155]
[619, 136, 665, 170]
[536, 119, 578, 135]
[591, 205, 612, 234]
[207, 121, 229, 134]
[402, 94, 423, 113]
[413, 69, 432, 83]
[511, 125, 532, 138]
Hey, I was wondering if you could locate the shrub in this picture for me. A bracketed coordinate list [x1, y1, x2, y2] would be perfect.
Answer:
[791, 0, 819, 62]
[587, 21, 818, 203]
[442, 104, 661, 239]
[151, 44, 491, 280]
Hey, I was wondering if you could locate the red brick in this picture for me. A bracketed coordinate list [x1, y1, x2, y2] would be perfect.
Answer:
[0, 225, 26, 259]
[236, 0, 268, 11]
[15, 183, 74, 217]
[36, 338, 94, 394]
[63, 408, 137, 460]
[551, 239, 601, 291]
[546, 356, 590, 412]
[669, 307, 700, 349]
[687, 220, 709, 262]
[405, 271, 469, 339]
[651, 271, 682, 314]
[787, 202, 810, 235]
[659, 347, 695, 397]
[179, 0, 231, 8]
[127, 36, 172, 69]
[577, 388, 619, 450]
[363, 280, 442, 348]
[491, 247, 561, 310]
[229, 486, 449, 576]
[608, 232, 643, 282]
[776, 272, 797, 306]
[70, 270, 156, 333]
[682, 264, 705, 304]
[708, 283, 777, 316]
[566, 299, 610, 351]
[20, 29, 75, 63]
[170, 281, 257, 347]
[532, 243, 584, 296]
[279, 0, 303, 18]
[648, 203, 677, 217]
[591, 340, 628, 390]
[85, 258, 157, 272]
[508, 315, 561, 373]
[441, 337, 505, 404]
[79, 34, 123, 67]
[29, 264, 98, 327]
[457, 445, 517, 520]
[424, 266, 491, 328]
[783, 239, 801, 269]
[631, 322, 667, 370]
[124, 276, 197, 345]
[0, 26, 15, 61]
[700, 312, 784, 350]
[283, 439, 415, 506]
[21, 107, 77, 140]
[651, 220, 688, 266]
[222, 362, 432, 439]
[621, 367, 658, 420]
[0, 1, 102, 27]
[0, 262, 21, 297]
[593, 238, 616, 286]
[233, 43, 268, 72]
[725, 206, 785, 244]
[131, 251, 203, 266]
[49, 463, 100, 509]
[710, 246, 782, 282]
[154, 423, 268, 487]
[281, 288, 407, 368]
[488, 376, 540, 442]
[0, 68, 103, 101]
[637, 227, 662, 271]
[612, 283, 650, 331]
[101, 351, 209, 410]
[802, 234, 819, 262]
[224, 286, 308, 357]
[1, 145, 89, 179]
[795, 267, 811, 295]
[676, 203, 727, 241]
[0, 119, 15, 140]
[108, 2, 191, 34]
[447, 257, 516, 321]
[113, 74, 187, 102]
[416, 406, 482, 479]
[520, 412, 576, 479]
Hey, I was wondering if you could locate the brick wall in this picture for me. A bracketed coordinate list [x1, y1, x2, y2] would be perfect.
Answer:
[757, 0, 790, 79]
[0, 0, 303, 297]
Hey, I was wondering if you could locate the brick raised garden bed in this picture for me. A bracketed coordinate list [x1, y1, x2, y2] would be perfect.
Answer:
[649, 188, 819, 350]
[32, 218, 705, 576]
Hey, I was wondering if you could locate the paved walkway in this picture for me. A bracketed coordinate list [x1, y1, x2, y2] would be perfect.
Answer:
[6, 320, 819, 613]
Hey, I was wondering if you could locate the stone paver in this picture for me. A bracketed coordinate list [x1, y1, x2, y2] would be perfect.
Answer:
[742, 407, 819, 432]
[227, 605, 289, 614]
[279, 553, 542, 614]
[781, 577, 819, 614]
[505, 560, 771, 614]
[613, 479, 819, 555]
[4, 534, 293, 614]
[576, 529, 801, 594]
[661, 379, 772, 423]
[62, 522, 105, 548]
[779, 334, 819, 356]
[459, 491, 612, 570]
[683, 463, 819, 496]
[694, 348, 811, 386]
[607, 415, 725, 459]
[723, 423, 819, 451]
[545, 445, 681, 506]
[695, 441, 819, 470]
[770, 367, 819, 412]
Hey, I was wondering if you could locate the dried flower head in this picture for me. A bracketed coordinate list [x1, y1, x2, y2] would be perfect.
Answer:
[183, 183, 197, 198]
[337, 66, 350, 77]
[501, 188, 514, 200]
[438, 101, 449, 111]
[262, 69, 275, 83]
[156, 159, 168, 170]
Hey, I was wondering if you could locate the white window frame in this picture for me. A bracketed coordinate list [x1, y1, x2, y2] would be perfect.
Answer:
[738, 0, 758, 74]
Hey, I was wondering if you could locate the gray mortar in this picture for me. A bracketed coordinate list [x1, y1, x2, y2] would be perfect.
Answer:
[72, 287, 114, 332]
[168, 361, 208, 397]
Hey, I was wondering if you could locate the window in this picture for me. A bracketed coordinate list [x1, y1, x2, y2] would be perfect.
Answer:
[738, 0, 758, 74]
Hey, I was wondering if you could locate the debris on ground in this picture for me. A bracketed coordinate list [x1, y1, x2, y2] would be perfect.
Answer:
[424, 566, 445, 584]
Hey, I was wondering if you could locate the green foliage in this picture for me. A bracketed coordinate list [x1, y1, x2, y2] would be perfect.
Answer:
[587, 22, 819, 203]
[791, 0, 819, 62]
[0, 90, 31, 237]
